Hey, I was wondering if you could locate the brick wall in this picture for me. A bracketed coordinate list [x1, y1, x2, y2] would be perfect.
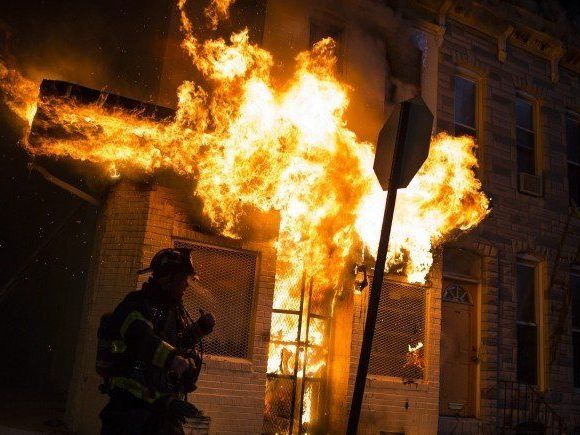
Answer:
[67, 181, 152, 434]
[438, 18, 580, 429]
[66, 182, 278, 434]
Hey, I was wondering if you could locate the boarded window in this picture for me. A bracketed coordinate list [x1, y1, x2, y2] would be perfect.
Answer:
[566, 115, 580, 207]
[516, 262, 539, 385]
[516, 98, 536, 175]
[177, 241, 258, 359]
[571, 272, 580, 388]
[454, 76, 476, 138]
[368, 279, 426, 379]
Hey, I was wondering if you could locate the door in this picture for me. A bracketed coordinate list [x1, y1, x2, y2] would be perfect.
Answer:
[439, 281, 476, 417]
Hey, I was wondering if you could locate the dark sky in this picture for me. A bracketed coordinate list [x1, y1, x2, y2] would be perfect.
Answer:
[1, 0, 174, 102]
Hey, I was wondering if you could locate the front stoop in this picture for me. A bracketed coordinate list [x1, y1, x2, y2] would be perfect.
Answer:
[438, 416, 487, 434]
[184, 416, 211, 434]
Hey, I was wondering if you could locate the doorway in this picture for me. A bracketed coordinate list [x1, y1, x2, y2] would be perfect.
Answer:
[439, 280, 478, 417]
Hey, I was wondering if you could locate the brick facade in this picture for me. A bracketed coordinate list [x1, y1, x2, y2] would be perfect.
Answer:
[67, 182, 278, 434]
[437, 11, 580, 432]
[67, 181, 152, 433]
[65, 1, 580, 433]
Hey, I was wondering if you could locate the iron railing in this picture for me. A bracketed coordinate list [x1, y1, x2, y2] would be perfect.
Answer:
[499, 380, 565, 434]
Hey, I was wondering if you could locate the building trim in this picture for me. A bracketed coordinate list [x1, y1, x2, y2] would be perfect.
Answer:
[408, 0, 577, 83]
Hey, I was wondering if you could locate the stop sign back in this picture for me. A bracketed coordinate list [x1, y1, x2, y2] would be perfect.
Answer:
[373, 95, 434, 190]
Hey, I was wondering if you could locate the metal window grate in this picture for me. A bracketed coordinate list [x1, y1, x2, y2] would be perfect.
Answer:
[176, 241, 258, 359]
[368, 278, 427, 379]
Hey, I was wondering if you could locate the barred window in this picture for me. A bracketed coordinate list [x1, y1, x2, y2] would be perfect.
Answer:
[176, 241, 258, 359]
[368, 279, 427, 380]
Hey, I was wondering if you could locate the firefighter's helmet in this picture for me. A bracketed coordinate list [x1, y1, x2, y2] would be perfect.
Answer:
[138, 248, 197, 279]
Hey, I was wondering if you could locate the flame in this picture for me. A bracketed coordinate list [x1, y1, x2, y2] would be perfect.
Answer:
[0, 63, 38, 126]
[356, 133, 490, 283]
[0, 0, 489, 430]
[408, 341, 424, 353]
[405, 341, 425, 370]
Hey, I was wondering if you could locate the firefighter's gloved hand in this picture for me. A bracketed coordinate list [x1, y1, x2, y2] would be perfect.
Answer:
[181, 363, 198, 393]
[170, 355, 195, 376]
[197, 310, 215, 335]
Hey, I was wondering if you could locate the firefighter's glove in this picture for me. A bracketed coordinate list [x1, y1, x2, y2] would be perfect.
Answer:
[196, 310, 215, 336]
[181, 364, 198, 393]
[167, 398, 201, 419]
[170, 355, 195, 377]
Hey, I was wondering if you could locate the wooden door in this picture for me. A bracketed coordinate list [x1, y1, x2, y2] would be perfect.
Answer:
[439, 281, 476, 417]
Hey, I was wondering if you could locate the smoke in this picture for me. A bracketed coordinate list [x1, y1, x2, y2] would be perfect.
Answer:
[0, 0, 176, 103]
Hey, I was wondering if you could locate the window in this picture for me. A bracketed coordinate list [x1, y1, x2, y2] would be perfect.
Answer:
[516, 261, 542, 385]
[368, 279, 426, 380]
[454, 76, 477, 138]
[566, 114, 580, 207]
[516, 98, 536, 175]
[176, 241, 258, 359]
[571, 271, 580, 388]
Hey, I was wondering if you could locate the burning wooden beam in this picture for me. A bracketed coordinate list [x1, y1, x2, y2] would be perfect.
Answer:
[28, 79, 175, 147]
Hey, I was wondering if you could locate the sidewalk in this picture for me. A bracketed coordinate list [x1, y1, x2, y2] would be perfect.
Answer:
[0, 388, 71, 434]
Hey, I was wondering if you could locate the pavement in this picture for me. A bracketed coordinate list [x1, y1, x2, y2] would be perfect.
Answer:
[0, 388, 71, 434]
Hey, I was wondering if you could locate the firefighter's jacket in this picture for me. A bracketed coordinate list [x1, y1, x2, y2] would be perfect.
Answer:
[108, 280, 202, 403]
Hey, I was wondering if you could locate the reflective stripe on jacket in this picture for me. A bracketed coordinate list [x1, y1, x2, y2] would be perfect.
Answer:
[108, 287, 180, 401]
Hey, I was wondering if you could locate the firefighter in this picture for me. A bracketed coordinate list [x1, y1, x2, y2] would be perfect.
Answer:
[98, 248, 215, 435]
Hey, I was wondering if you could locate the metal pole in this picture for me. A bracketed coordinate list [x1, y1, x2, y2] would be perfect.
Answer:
[346, 116, 406, 433]
[298, 277, 314, 433]
[289, 271, 306, 435]
[28, 163, 101, 206]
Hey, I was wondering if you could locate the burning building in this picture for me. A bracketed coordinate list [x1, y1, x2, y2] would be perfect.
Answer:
[0, 0, 579, 434]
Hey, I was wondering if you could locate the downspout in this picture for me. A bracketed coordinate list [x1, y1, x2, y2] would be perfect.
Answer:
[28, 163, 101, 206]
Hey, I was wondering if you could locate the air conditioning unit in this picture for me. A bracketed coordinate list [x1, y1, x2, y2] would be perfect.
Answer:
[518, 172, 543, 197]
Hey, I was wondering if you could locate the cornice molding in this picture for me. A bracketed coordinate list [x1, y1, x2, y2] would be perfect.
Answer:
[561, 47, 580, 75]
[407, 0, 577, 82]
[509, 24, 564, 82]
[409, 16, 446, 48]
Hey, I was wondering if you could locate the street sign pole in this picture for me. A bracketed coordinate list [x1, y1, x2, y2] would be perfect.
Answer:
[346, 118, 406, 434]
